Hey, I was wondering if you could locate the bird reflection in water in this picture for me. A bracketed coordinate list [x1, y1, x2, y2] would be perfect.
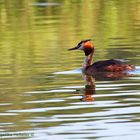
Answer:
[77, 71, 133, 102]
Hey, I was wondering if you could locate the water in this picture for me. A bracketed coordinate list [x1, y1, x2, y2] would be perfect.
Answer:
[0, 0, 140, 139]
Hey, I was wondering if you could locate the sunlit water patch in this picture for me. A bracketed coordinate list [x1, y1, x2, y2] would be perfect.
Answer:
[31, 2, 62, 7]
[128, 66, 140, 75]
[54, 68, 82, 75]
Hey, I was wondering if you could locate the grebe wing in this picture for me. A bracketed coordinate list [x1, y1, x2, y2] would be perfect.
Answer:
[92, 59, 125, 67]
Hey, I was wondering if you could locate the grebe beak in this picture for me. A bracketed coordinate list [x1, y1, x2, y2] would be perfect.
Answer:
[68, 45, 79, 50]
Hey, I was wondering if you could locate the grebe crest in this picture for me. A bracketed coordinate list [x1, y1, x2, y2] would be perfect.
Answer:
[68, 39, 94, 56]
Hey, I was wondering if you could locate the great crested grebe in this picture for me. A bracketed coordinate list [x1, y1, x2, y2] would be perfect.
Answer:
[68, 39, 135, 74]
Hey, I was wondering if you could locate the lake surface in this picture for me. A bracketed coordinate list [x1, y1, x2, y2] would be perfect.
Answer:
[0, 0, 140, 140]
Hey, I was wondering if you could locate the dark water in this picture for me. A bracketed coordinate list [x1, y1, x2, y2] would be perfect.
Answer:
[0, 0, 140, 140]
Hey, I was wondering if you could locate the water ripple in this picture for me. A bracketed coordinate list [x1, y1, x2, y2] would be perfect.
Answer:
[31, 2, 62, 7]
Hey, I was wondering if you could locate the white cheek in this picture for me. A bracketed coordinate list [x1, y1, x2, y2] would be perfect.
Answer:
[78, 44, 84, 50]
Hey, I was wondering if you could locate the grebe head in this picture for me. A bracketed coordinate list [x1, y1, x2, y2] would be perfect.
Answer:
[68, 39, 94, 56]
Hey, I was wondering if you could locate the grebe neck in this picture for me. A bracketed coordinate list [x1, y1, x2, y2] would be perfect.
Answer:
[83, 51, 94, 69]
